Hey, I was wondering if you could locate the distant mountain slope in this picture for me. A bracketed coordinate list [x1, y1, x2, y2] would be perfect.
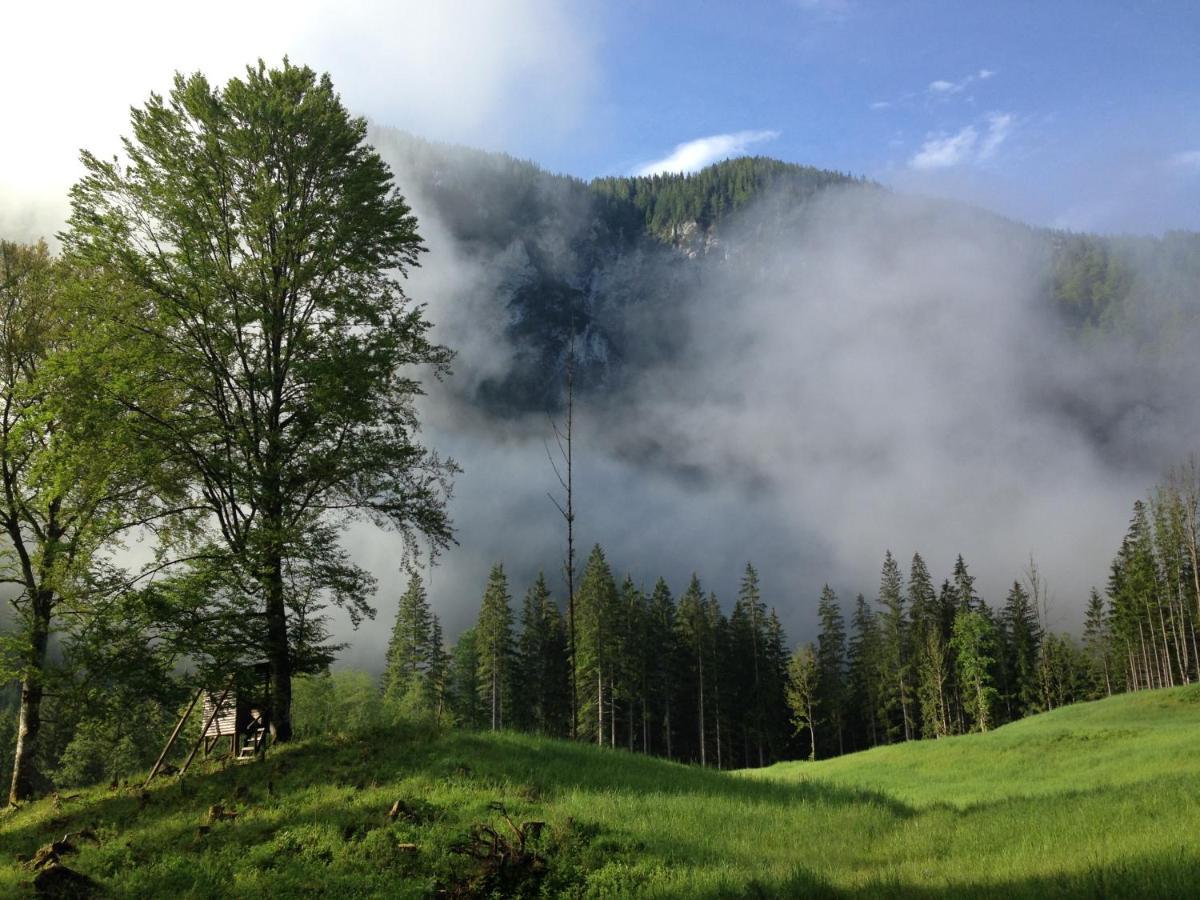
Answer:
[369, 129, 1200, 419]
[2, 687, 1198, 897]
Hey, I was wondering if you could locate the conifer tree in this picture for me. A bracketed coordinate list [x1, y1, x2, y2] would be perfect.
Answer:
[513, 572, 564, 733]
[814, 586, 847, 756]
[763, 608, 792, 761]
[426, 614, 449, 719]
[953, 555, 980, 611]
[476, 564, 514, 730]
[446, 627, 483, 728]
[618, 576, 650, 751]
[382, 570, 434, 705]
[646, 578, 679, 758]
[1083, 588, 1114, 696]
[847, 594, 883, 749]
[1109, 501, 1164, 690]
[907, 554, 938, 629]
[909, 554, 949, 738]
[706, 592, 730, 768]
[576, 545, 618, 745]
[732, 563, 769, 766]
[876, 551, 914, 741]
[1002, 581, 1042, 717]
[937, 579, 966, 733]
[676, 574, 711, 764]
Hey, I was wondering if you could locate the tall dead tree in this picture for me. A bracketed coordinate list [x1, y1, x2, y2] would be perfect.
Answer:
[547, 332, 578, 740]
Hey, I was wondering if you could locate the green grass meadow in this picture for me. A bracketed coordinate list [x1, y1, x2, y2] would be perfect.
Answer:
[3, 687, 1199, 897]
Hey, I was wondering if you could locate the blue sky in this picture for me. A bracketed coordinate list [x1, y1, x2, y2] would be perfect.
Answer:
[4, 0, 1199, 237]
[537, 0, 1200, 234]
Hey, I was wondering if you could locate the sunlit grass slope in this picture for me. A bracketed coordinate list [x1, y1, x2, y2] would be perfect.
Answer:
[2, 687, 1198, 898]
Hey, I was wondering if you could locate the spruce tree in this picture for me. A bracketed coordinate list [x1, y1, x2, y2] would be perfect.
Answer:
[847, 594, 883, 749]
[476, 564, 514, 730]
[647, 578, 679, 758]
[382, 570, 434, 705]
[909, 553, 949, 738]
[426, 615, 449, 720]
[1002, 581, 1043, 717]
[706, 592, 730, 768]
[732, 563, 769, 766]
[953, 555, 980, 611]
[763, 608, 791, 761]
[514, 573, 558, 733]
[675, 575, 711, 764]
[576, 545, 618, 745]
[876, 551, 914, 741]
[446, 628, 483, 728]
[618, 576, 650, 752]
[1083, 588, 1114, 697]
[814, 586, 847, 756]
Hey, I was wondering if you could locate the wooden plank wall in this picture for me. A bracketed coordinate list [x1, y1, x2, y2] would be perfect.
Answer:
[202, 691, 238, 737]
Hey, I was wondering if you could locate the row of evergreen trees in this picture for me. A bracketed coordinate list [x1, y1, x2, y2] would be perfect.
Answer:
[383, 468, 1200, 765]
[1101, 461, 1200, 693]
[788, 552, 1102, 760]
[385, 550, 795, 766]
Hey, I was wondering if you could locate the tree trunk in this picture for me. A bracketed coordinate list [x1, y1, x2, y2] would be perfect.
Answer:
[609, 674, 616, 748]
[642, 698, 649, 754]
[597, 669, 603, 747]
[664, 699, 672, 759]
[628, 698, 634, 751]
[8, 592, 50, 804]
[697, 648, 706, 767]
[713, 680, 722, 770]
[265, 551, 294, 743]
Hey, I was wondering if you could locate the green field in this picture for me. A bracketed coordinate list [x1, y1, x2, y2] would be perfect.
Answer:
[3, 687, 1199, 898]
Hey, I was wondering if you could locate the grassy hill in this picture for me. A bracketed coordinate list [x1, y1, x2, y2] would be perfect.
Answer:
[2, 688, 1199, 898]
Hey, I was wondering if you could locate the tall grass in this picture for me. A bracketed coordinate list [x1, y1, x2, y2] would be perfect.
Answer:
[1, 686, 1197, 897]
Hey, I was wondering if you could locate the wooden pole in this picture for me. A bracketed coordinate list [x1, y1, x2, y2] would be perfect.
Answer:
[143, 688, 203, 789]
[179, 686, 232, 776]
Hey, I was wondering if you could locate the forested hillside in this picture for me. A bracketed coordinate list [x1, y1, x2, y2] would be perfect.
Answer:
[372, 129, 1200, 415]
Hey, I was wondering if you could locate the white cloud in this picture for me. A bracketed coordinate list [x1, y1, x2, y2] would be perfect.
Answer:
[910, 111, 1013, 170]
[870, 100, 892, 110]
[978, 112, 1013, 159]
[1168, 150, 1200, 171]
[910, 125, 979, 169]
[634, 130, 781, 176]
[927, 68, 997, 97]
[0, 0, 597, 243]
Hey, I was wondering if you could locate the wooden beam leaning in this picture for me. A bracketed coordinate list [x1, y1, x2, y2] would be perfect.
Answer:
[179, 685, 233, 777]
[143, 688, 204, 789]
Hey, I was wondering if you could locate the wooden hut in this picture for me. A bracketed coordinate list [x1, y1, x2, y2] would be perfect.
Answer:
[145, 661, 273, 786]
[201, 661, 272, 760]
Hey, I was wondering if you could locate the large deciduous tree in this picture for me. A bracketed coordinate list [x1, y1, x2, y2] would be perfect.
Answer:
[64, 61, 455, 741]
[0, 242, 169, 802]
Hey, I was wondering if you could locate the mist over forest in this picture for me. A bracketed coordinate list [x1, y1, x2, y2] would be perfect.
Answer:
[324, 128, 1200, 667]
[3, 12, 1199, 886]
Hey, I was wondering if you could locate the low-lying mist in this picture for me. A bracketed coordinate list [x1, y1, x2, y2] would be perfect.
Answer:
[333, 143, 1200, 670]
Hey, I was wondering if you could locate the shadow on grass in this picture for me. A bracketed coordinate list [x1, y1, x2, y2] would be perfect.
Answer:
[436, 730, 917, 817]
[820, 850, 1200, 900]
[2, 726, 1196, 899]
